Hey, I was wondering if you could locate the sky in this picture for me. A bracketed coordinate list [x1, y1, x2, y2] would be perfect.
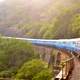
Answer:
[0, 0, 5, 2]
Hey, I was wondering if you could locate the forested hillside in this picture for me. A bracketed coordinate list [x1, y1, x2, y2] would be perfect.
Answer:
[0, 0, 80, 38]
[0, 38, 37, 77]
[0, 38, 53, 80]
[0, 0, 80, 79]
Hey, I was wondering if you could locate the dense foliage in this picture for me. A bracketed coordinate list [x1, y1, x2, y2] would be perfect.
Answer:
[70, 14, 80, 37]
[0, 38, 38, 78]
[15, 59, 53, 80]
[15, 1, 80, 39]
[0, 0, 80, 38]
[17, 7, 80, 39]
[0, 38, 53, 80]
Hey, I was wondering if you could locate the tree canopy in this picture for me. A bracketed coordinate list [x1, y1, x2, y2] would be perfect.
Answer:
[15, 59, 53, 80]
[0, 38, 39, 77]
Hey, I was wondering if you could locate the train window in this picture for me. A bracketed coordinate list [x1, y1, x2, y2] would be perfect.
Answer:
[75, 41, 80, 47]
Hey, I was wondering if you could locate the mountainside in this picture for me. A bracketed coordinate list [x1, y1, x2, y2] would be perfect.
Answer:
[0, 0, 80, 79]
[0, 0, 80, 38]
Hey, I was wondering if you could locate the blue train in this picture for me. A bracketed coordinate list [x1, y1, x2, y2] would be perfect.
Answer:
[26, 38, 80, 52]
[3, 37, 80, 52]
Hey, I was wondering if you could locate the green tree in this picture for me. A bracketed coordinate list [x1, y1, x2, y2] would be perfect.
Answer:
[70, 14, 80, 37]
[15, 59, 53, 80]
[32, 69, 52, 80]
[0, 38, 39, 77]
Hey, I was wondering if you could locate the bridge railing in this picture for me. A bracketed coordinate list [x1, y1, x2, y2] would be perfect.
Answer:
[55, 57, 74, 80]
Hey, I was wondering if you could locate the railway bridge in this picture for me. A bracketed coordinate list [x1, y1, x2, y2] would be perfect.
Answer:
[2, 37, 80, 80]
